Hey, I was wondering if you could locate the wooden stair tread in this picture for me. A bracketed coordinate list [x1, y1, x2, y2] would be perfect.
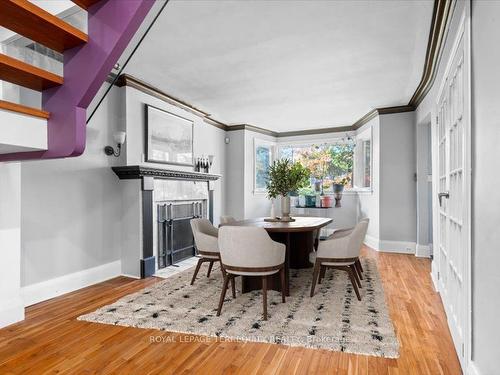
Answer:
[0, 0, 88, 53]
[0, 100, 50, 119]
[71, 0, 102, 10]
[0, 53, 63, 91]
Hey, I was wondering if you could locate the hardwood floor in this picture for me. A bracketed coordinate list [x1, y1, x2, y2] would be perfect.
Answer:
[0, 247, 461, 374]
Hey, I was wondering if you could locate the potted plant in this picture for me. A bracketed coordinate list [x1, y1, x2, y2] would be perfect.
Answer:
[298, 186, 315, 207]
[267, 159, 310, 219]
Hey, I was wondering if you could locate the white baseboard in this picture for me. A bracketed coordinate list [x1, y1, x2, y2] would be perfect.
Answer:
[430, 270, 439, 292]
[364, 235, 416, 254]
[0, 296, 24, 328]
[364, 234, 380, 250]
[21, 260, 122, 307]
[468, 361, 481, 375]
[416, 244, 432, 258]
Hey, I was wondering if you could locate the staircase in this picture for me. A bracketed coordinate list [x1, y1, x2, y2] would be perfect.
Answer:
[0, 0, 154, 161]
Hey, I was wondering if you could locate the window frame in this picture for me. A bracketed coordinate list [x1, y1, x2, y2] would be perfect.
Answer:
[253, 138, 275, 194]
[353, 126, 373, 192]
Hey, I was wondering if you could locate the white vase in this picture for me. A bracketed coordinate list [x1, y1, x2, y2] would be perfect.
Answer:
[270, 200, 276, 219]
[281, 196, 291, 219]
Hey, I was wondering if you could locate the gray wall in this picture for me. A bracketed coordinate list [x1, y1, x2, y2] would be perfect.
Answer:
[379, 112, 417, 243]
[20, 84, 228, 287]
[225, 130, 245, 220]
[471, 1, 500, 373]
[21, 87, 123, 286]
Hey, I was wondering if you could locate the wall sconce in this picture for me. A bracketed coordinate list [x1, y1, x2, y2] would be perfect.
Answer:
[104, 131, 126, 157]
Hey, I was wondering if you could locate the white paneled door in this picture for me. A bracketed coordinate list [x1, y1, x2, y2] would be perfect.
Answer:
[434, 12, 470, 369]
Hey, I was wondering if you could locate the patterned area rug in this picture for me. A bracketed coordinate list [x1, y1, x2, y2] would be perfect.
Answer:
[78, 258, 399, 358]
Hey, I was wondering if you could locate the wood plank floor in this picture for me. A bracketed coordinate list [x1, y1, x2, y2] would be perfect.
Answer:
[0, 247, 462, 374]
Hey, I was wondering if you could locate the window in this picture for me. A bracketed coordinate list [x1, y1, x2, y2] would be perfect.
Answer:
[254, 139, 274, 192]
[353, 126, 372, 190]
[278, 141, 354, 193]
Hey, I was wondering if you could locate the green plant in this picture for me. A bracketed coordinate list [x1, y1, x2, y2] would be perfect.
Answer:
[266, 159, 310, 199]
[297, 186, 315, 196]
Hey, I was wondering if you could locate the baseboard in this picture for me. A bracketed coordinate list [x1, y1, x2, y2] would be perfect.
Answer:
[364, 235, 416, 254]
[364, 234, 380, 250]
[0, 296, 24, 328]
[21, 260, 122, 307]
[416, 244, 432, 258]
[468, 361, 481, 375]
[430, 270, 439, 292]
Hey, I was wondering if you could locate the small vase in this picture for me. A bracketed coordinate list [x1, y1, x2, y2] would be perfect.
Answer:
[270, 200, 276, 219]
[281, 196, 291, 219]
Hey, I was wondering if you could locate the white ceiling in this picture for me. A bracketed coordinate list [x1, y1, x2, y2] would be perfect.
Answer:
[126, 0, 433, 132]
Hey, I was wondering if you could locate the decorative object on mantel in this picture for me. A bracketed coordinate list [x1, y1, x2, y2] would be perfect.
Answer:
[104, 131, 126, 157]
[145, 105, 194, 167]
[78, 258, 400, 358]
[333, 175, 351, 208]
[111, 165, 221, 181]
[194, 155, 214, 173]
[266, 159, 310, 221]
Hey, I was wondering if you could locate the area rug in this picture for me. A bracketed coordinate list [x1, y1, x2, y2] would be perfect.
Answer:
[78, 258, 399, 358]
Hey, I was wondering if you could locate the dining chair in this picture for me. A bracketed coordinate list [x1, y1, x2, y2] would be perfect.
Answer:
[217, 226, 286, 320]
[327, 217, 369, 278]
[309, 219, 369, 300]
[220, 215, 237, 225]
[190, 219, 235, 295]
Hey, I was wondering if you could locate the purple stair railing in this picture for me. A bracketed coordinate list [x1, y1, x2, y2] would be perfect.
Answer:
[0, 0, 155, 162]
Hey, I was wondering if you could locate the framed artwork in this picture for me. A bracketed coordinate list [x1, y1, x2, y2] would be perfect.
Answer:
[145, 105, 193, 166]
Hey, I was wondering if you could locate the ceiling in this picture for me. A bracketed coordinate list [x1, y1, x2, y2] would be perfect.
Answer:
[125, 0, 433, 132]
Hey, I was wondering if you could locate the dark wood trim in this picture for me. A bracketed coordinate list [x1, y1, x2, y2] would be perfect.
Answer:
[0, 0, 88, 53]
[277, 125, 352, 138]
[111, 165, 221, 182]
[222, 263, 284, 273]
[0, 53, 63, 91]
[226, 124, 278, 138]
[0, 100, 50, 119]
[409, 0, 455, 108]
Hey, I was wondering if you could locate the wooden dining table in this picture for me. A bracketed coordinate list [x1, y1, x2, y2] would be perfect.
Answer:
[221, 216, 332, 296]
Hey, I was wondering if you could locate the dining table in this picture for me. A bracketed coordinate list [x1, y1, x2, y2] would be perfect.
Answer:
[221, 216, 332, 296]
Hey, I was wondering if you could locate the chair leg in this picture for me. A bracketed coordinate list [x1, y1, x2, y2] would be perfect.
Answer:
[217, 273, 230, 316]
[191, 258, 204, 285]
[207, 260, 214, 278]
[262, 276, 268, 321]
[351, 265, 362, 288]
[280, 267, 286, 303]
[318, 265, 326, 284]
[354, 261, 363, 280]
[347, 267, 361, 301]
[310, 262, 321, 297]
[230, 275, 236, 298]
[356, 258, 364, 273]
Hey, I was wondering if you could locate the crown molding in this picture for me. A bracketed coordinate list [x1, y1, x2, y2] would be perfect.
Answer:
[409, 0, 455, 107]
[114, 0, 452, 138]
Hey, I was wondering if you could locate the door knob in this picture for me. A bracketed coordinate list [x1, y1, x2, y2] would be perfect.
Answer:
[438, 191, 450, 206]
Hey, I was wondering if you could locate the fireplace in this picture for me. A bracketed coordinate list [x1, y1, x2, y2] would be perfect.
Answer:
[157, 200, 207, 268]
[112, 165, 220, 278]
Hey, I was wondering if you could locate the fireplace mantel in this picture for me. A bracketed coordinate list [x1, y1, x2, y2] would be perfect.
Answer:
[112, 165, 221, 181]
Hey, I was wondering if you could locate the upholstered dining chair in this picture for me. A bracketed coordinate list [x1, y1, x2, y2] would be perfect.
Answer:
[220, 215, 237, 225]
[309, 219, 369, 300]
[190, 219, 235, 295]
[327, 217, 369, 279]
[217, 226, 286, 320]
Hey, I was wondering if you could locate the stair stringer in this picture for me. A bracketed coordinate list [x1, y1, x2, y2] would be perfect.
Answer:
[0, 0, 155, 162]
